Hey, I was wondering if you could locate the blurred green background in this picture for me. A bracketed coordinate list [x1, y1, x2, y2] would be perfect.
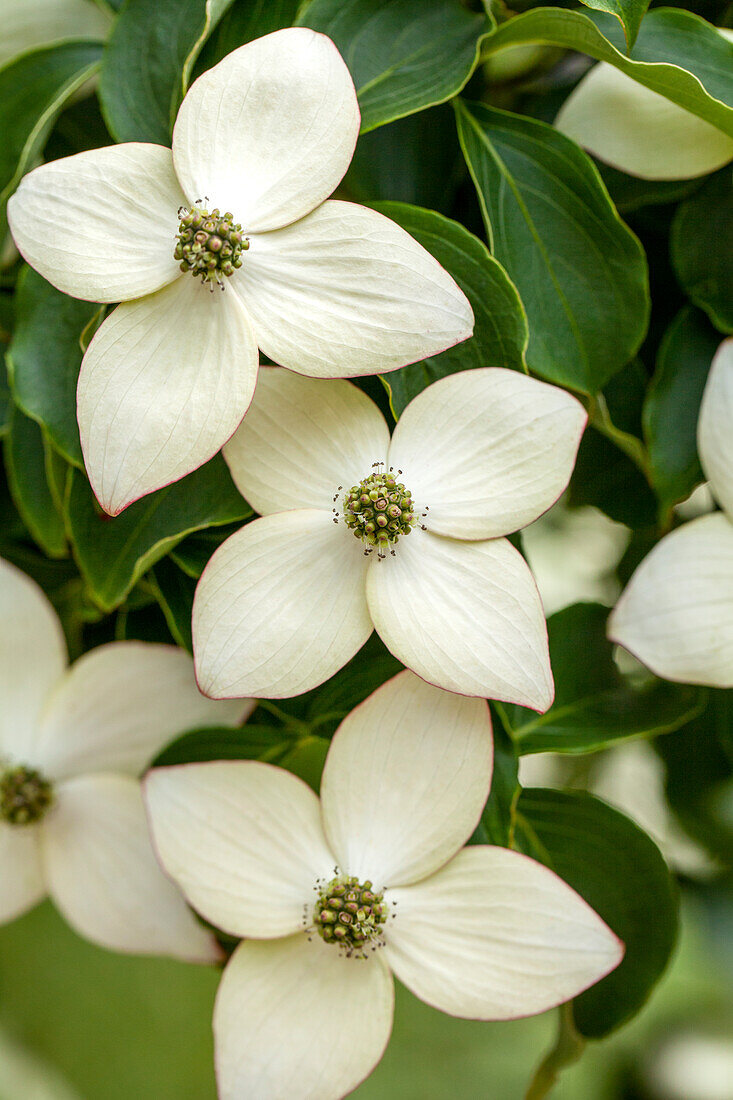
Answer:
[2, 885, 732, 1100]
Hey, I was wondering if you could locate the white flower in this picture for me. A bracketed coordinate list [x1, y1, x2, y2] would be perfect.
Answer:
[7, 28, 473, 517]
[145, 669, 623, 1100]
[0, 0, 111, 70]
[192, 366, 587, 708]
[0, 556, 251, 958]
[609, 338, 733, 686]
[555, 31, 733, 181]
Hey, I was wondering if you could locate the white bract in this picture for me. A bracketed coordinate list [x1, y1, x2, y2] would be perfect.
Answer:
[0, 0, 111, 69]
[7, 28, 473, 517]
[145, 669, 623, 1100]
[192, 366, 587, 708]
[0, 556, 251, 957]
[609, 338, 733, 686]
[555, 31, 733, 180]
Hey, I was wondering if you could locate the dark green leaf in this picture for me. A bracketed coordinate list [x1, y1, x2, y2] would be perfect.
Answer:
[671, 170, 733, 334]
[657, 690, 733, 863]
[4, 406, 67, 559]
[149, 557, 197, 652]
[370, 201, 527, 417]
[576, 0, 649, 49]
[0, 42, 102, 238]
[153, 724, 289, 767]
[470, 721, 519, 847]
[455, 100, 648, 394]
[196, 0, 301, 69]
[497, 604, 703, 754]
[277, 633, 403, 737]
[169, 522, 243, 577]
[644, 307, 720, 515]
[480, 8, 733, 136]
[99, 0, 232, 144]
[7, 268, 100, 467]
[570, 424, 657, 528]
[297, 0, 489, 133]
[66, 457, 250, 612]
[343, 104, 463, 215]
[277, 736, 331, 793]
[596, 161, 702, 215]
[515, 788, 678, 1037]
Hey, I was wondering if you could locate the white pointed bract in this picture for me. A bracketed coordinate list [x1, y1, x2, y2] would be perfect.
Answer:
[193, 366, 587, 709]
[145, 669, 623, 1100]
[610, 339, 733, 686]
[7, 28, 473, 516]
[555, 31, 733, 181]
[0, 556, 252, 956]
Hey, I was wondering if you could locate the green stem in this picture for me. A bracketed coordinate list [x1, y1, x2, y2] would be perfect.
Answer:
[252, 700, 308, 738]
[585, 394, 651, 481]
[524, 1003, 586, 1100]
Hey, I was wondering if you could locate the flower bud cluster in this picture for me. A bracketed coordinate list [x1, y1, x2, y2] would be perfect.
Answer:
[0, 765, 53, 825]
[314, 875, 387, 956]
[174, 206, 248, 286]
[343, 469, 416, 550]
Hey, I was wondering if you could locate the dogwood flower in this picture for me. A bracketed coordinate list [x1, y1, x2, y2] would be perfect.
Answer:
[555, 30, 733, 180]
[0, 556, 251, 957]
[0, 0, 111, 69]
[145, 669, 623, 1100]
[609, 338, 733, 685]
[7, 28, 472, 517]
[192, 366, 587, 708]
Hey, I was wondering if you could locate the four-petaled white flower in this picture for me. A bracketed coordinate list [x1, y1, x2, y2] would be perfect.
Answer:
[7, 27, 473, 517]
[145, 669, 623, 1100]
[0, 556, 251, 957]
[555, 30, 733, 181]
[192, 365, 587, 709]
[609, 338, 733, 685]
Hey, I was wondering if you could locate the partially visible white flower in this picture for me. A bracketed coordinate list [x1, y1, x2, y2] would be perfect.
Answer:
[145, 669, 623, 1100]
[609, 338, 733, 686]
[0, 0, 111, 70]
[644, 1031, 733, 1100]
[0, 556, 251, 958]
[192, 366, 587, 708]
[520, 743, 715, 878]
[555, 30, 733, 180]
[522, 499, 630, 616]
[7, 27, 472, 517]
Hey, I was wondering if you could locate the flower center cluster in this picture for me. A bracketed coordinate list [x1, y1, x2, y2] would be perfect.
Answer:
[0, 765, 53, 825]
[342, 467, 416, 554]
[174, 205, 248, 287]
[313, 875, 387, 957]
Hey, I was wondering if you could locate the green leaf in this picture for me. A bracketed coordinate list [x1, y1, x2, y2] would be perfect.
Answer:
[7, 267, 99, 467]
[497, 603, 703, 755]
[66, 457, 250, 612]
[276, 633, 404, 738]
[671, 170, 733, 334]
[196, 0, 301, 69]
[370, 202, 527, 417]
[480, 8, 733, 137]
[277, 736, 331, 793]
[455, 100, 648, 394]
[515, 788, 678, 1037]
[153, 724, 289, 767]
[4, 406, 67, 559]
[596, 161, 703, 215]
[149, 557, 197, 652]
[644, 307, 720, 515]
[570, 422, 657, 528]
[343, 104, 463, 214]
[99, 0, 232, 144]
[169, 522, 243, 577]
[0, 41, 102, 239]
[469, 722, 519, 847]
[576, 0, 649, 50]
[657, 690, 733, 862]
[297, 0, 489, 133]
